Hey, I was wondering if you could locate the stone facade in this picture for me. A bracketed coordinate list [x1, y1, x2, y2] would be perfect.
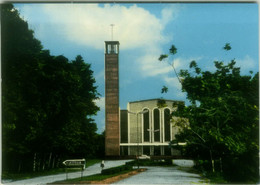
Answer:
[120, 99, 183, 156]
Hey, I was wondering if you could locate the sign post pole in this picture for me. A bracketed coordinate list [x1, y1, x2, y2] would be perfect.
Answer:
[81, 166, 83, 179]
[62, 159, 86, 179]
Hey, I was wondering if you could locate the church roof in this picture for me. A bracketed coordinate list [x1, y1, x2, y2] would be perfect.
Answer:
[128, 98, 184, 104]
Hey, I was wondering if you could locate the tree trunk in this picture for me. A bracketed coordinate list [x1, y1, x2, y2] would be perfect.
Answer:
[52, 155, 56, 169]
[18, 160, 22, 173]
[38, 156, 41, 172]
[57, 157, 60, 168]
[42, 153, 46, 171]
[33, 153, 36, 172]
[48, 152, 52, 169]
[220, 157, 223, 173]
[209, 149, 215, 173]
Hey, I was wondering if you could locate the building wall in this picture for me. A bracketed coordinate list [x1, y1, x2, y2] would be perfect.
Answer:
[128, 99, 180, 144]
[120, 99, 183, 156]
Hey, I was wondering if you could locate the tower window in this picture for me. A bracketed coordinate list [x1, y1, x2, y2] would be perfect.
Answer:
[105, 43, 119, 54]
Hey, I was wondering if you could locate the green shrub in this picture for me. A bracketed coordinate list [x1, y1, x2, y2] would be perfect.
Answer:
[126, 159, 173, 166]
[101, 165, 132, 175]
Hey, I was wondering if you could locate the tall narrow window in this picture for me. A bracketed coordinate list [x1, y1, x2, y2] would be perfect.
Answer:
[143, 109, 150, 142]
[153, 109, 160, 142]
[154, 146, 161, 156]
[164, 109, 171, 142]
[143, 146, 150, 155]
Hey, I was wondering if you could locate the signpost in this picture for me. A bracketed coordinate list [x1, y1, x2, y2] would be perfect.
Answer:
[63, 159, 86, 179]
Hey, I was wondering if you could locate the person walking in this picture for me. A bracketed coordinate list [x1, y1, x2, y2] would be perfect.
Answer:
[100, 160, 105, 172]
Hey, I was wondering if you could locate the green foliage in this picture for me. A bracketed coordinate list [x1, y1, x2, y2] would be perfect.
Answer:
[1, 4, 103, 174]
[157, 98, 167, 108]
[52, 166, 134, 184]
[2, 159, 100, 181]
[189, 61, 201, 74]
[169, 45, 177, 55]
[126, 159, 174, 166]
[189, 60, 197, 68]
[161, 86, 169, 93]
[158, 54, 168, 61]
[194, 160, 227, 184]
[158, 44, 180, 94]
[223, 43, 231, 51]
[101, 165, 132, 175]
[161, 43, 259, 183]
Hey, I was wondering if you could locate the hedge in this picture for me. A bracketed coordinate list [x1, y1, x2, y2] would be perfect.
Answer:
[126, 159, 173, 166]
[101, 165, 133, 175]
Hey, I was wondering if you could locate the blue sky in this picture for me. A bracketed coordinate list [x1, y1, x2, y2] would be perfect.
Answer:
[14, 3, 259, 133]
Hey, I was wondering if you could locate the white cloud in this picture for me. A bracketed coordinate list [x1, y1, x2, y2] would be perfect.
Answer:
[92, 97, 105, 133]
[236, 55, 257, 72]
[94, 70, 105, 81]
[19, 4, 179, 79]
[138, 52, 172, 77]
[164, 76, 181, 89]
[138, 51, 204, 79]
[28, 4, 174, 50]
[94, 96, 105, 110]
[161, 5, 180, 26]
[174, 57, 204, 70]
[152, 56, 200, 78]
[161, 76, 186, 99]
[159, 56, 203, 99]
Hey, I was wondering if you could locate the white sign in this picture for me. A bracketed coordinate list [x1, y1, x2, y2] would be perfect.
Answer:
[63, 159, 86, 168]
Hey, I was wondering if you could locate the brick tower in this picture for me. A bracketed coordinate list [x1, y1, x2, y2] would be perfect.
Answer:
[105, 41, 120, 156]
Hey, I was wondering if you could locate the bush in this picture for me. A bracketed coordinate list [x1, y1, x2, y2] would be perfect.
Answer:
[101, 165, 132, 175]
[222, 153, 259, 183]
[194, 155, 259, 184]
[194, 160, 212, 172]
[126, 159, 173, 166]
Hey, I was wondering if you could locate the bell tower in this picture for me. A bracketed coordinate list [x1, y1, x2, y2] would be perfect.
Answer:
[105, 41, 120, 156]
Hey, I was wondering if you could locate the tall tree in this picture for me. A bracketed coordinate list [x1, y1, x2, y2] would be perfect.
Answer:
[159, 44, 259, 183]
[2, 4, 101, 173]
[2, 4, 44, 171]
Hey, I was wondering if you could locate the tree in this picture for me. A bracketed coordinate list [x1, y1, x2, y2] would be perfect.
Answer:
[2, 4, 101, 173]
[159, 44, 259, 183]
[2, 4, 45, 171]
[159, 44, 181, 84]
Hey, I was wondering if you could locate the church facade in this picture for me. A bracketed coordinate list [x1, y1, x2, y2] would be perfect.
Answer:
[120, 99, 183, 156]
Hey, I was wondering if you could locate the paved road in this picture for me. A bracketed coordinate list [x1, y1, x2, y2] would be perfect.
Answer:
[3, 160, 208, 185]
[113, 160, 208, 184]
[2, 160, 131, 185]
[113, 166, 208, 184]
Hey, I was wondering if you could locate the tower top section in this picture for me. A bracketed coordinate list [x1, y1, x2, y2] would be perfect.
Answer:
[105, 41, 120, 55]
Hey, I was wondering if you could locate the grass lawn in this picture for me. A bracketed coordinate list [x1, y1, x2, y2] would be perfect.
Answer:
[179, 166, 228, 184]
[49, 168, 136, 184]
[203, 172, 227, 184]
[2, 159, 101, 181]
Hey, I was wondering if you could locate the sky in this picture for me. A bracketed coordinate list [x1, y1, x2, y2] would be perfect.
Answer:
[14, 3, 259, 133]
